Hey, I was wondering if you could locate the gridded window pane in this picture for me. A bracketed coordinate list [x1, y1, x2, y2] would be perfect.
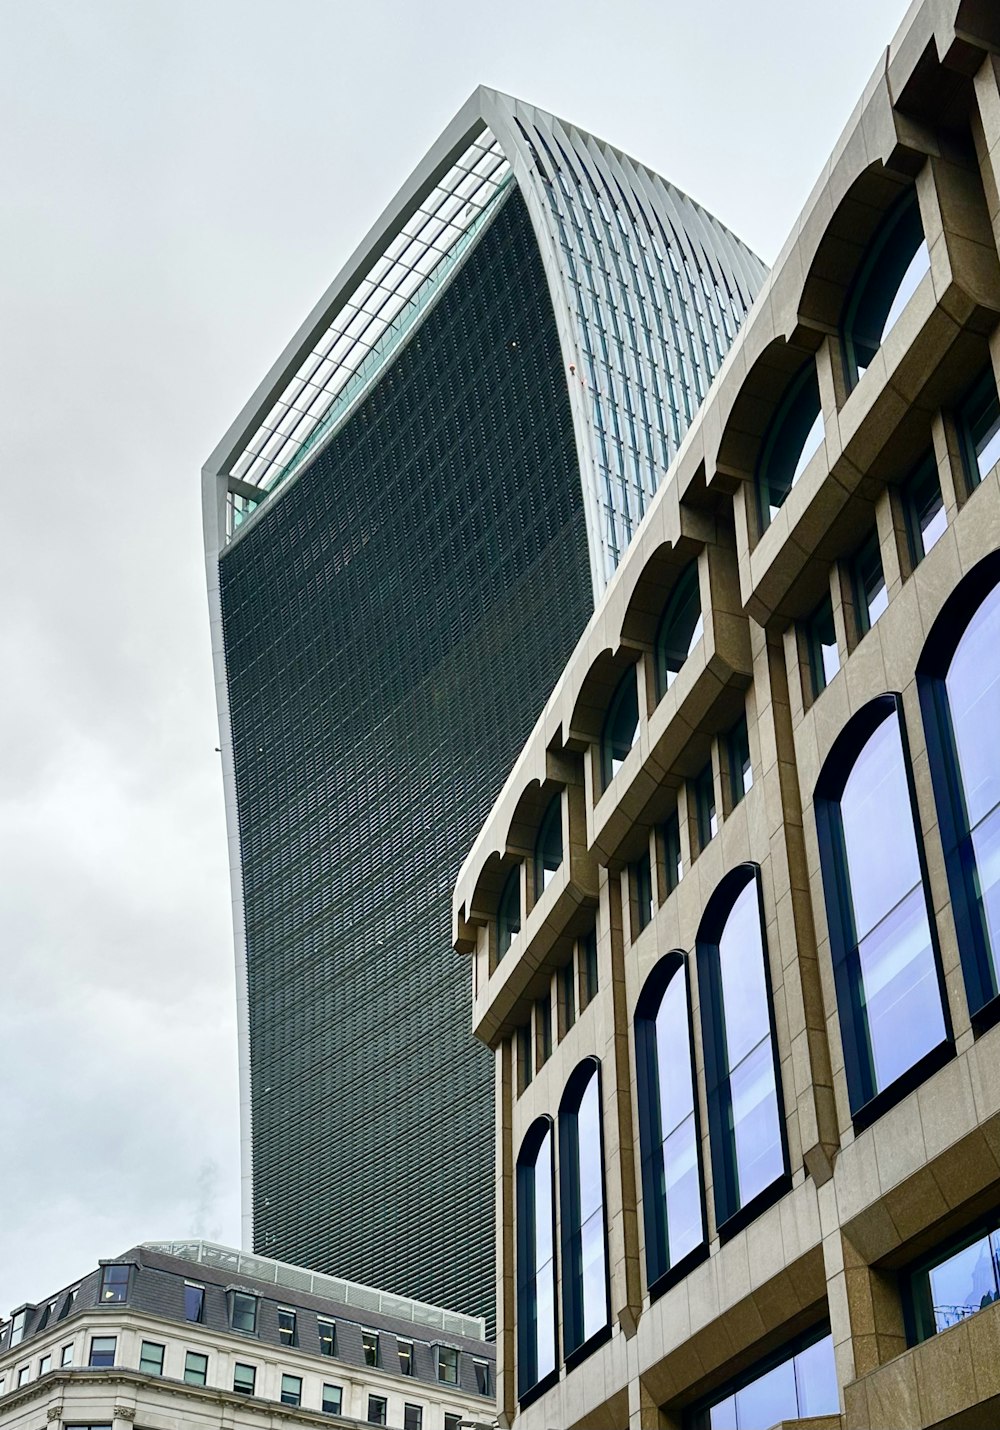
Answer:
[138, 1340, 164, 1376]
[632, 849, 653, 932]
[184, 1352, 208, 1386]
[89, 1336, 116, 1368]
[757, 365, 824, 526]
[437, 1345, 459, 1384]
[657, 562, 704, 694]
[323, 1383, 344, 1415]
[317, 1319, 336, 1356]
[280, 1374, 302, 1407]
[368, 1394, 388, 1424]
[233, 1362, 256, 1395]
[904, 455, 945, 563]
[960, 368, 1000, 487]
[184, 1283, 205, 1323]
[806, 594, 839, 696]
[230, 1292, 257, 1333]
[601, 667, 640, 786]
[534, 796, 563, 897]
[98, 1265, 130, 1304]
[823, 705, 947, 1106]
[853, 529, 888, 635]
[516, 1122, 557, 1396]
[497, 867, 521, 962]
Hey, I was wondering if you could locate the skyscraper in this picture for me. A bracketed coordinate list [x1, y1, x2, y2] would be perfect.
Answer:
[203, 87, 765, 1324]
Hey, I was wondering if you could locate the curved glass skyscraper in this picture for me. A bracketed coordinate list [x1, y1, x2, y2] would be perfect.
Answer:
[203, 87, 766, 1324]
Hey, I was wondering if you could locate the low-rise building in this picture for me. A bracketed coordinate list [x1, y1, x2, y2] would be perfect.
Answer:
[0, 1241, 495, 1430]
[453, 2, 1000, 1427]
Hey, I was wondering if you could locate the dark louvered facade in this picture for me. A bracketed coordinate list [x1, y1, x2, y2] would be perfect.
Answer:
[218, 190, 592, 1325]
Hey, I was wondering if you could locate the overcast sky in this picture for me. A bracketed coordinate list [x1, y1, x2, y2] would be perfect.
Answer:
[0, 0, 907, 1314]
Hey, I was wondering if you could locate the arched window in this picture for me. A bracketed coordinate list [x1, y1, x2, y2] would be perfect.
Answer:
[697, 866, 787, 1232]
[920, 556, 1000, 1025]
[635, 954, 705, 1293]
[497, 866, 521, 962]
[516, 1118, 557, 1400]
[600, 666, 639, 789]
[756, 363, 824, 531]
[816, 697, 949, 1119]
[842, 187, 930, 388]
[656, 562, 704, 697]
[558, 1060, 609, 1360]
[534, 796, 563, 899]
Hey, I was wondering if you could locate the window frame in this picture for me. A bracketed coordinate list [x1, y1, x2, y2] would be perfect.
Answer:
[841, 185, 929, 389]
[233, 1361, 257, 1396]
[696, 864, 791, 1238]
[515, 1116, 559, 1405]
[851, 527, 888, 637]
[277, 1307, 298, 1348]
[958, 366, 1000, 491]
[183, 1282, 205, 1324]
[815, 694, 953, 1126]
[496, 864, 521, 964]
[600, 665, 640, 790]
[88, 1336, 117, 1369]
[634, 952, 708, 1298]
[317, 1317, 336, 1357]
[97, 1264, 130, 1305]
[533, 795, 563, 899]
[558, 1059, 612, 1367]
[655, 560, 704, 699]
[280, 1373, 303, 1407]
[322, 1382, 344, 1415]
[755, 362, 824, 532]
[903, 452, 946, 567]
[183, 1350, 209, 1386]
[367, 1393, 388, 1425]
[229, 1290, 258, 1335]
[361, 1329, 379, 1367]
[138, 1340, 165, 1377]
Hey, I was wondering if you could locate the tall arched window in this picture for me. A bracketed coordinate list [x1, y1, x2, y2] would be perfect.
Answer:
[842, 187, 930, 388]
[601, 666, 639, 789]
[816, 696, 949, 1120]
[534, 796, 563, 899]
[920, 556, 1000, 1026]
[516, 1119, 557, 1401]
[635, 954, 705, 1293]
[756, 364, 824, 531]
[558, 1060, 609, 1360]
[697, 866, 787, 1233]
[656, 562, 704, 697]
[497, 866, 521, 962]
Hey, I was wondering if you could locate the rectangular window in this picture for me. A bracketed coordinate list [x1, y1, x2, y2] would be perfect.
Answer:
[9, 1311, 25, 1347]
[853, 528, 888, 635]
[184, 1283, 205, 1323]
[230, 1292, 258, 1334]
[233, 1362, 256, 1395]
[474, 1358, 491, 1396]
[437, 1345, 459, 1384]
[35, 1301, 55, 1333]
[16, 1366, 28, 1388]
[368, 1394, 388, 1425]
[323, 1383, 344, 1415]
[280, 1373, 303, 1407]
[445, 1416, 463, 1430]
[581, 927, 599, 1007]
[631, 848, 653, 932]
[317, 1318, 336, 1356]
[806, 593, 839, 696]
[184, 1351, 208, 1386]
[689, 1330, 837, 1429]
[728, 715, 753, 806]
[61, 1344, 73, 1367]
[398, 1338, 414, 1375]
[904, 454, 945, 563]
[277, 1308, 297, 1347]
[38, 1354, 51, 1376]
[89, 1336, 116, 1368]
[662, 809, 683, 894]
[517, 1022, 533, 1092]
[695, 762, 717, 850]
[98, 1264, 130, 1304]
[362, 1330, 379, 1367]
[58, 1288, 78, 1321]
[536, 994, 552, 1066]
[959, 367, 1000, 488]
[560, 958, 576, 1035]
[404, 1405, 423, 1430]
[138, 1340, 164, 1377]
[909, 1221, 1000, 1340]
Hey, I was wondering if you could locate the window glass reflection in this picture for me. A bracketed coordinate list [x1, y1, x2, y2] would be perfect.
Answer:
[560, 1065, 609, 1354]
[757, 365, 824, 528]
[843, 189, 928, 386]
[601, 667, 640, 786]
[657, 563, 704, 695]
[534, 797, 563, 898]
[904, 455, 945, 564]
[695, 1333, 837, 1429]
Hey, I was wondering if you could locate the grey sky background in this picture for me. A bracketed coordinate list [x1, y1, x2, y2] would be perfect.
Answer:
[1, 0, 906, 1314]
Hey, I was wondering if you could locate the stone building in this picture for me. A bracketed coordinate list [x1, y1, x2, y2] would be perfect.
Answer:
[0, 1242, 494, 1430]
[452, 2, 1000, 1426]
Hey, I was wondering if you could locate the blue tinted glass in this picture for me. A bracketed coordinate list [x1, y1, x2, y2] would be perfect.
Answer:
[534, 1133, 553, 1268]
[580, 1210, 606, 1341]
[794, 1335, 839, 1417]
[928, 1234, 999, 1333]
[856, 886, 944, 1091]
[708, 1395, 738, 1430]
[663, 1116, 702, 1264]
[655, 968, 694, 1135]
[948, 583, 1000, 830]
[736, 1356, 797, 1428]
[577, 1073, 603, 1221]
[730, 1038, 784, 1207]
[879, 241, 930, 344]
[972, 806, 1000, 975]
[717, 881, 771, 1069]
[840, 715, 922, 940]
[533, 1132, 556, 1380]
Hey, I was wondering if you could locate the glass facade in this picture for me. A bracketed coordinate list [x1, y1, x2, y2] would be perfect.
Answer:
[559, 1063, 609, 1355]
[516, 1122, 557, 1398]
[690, 1331, 838, 1429]
[911, 1222, 1000, 1340]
